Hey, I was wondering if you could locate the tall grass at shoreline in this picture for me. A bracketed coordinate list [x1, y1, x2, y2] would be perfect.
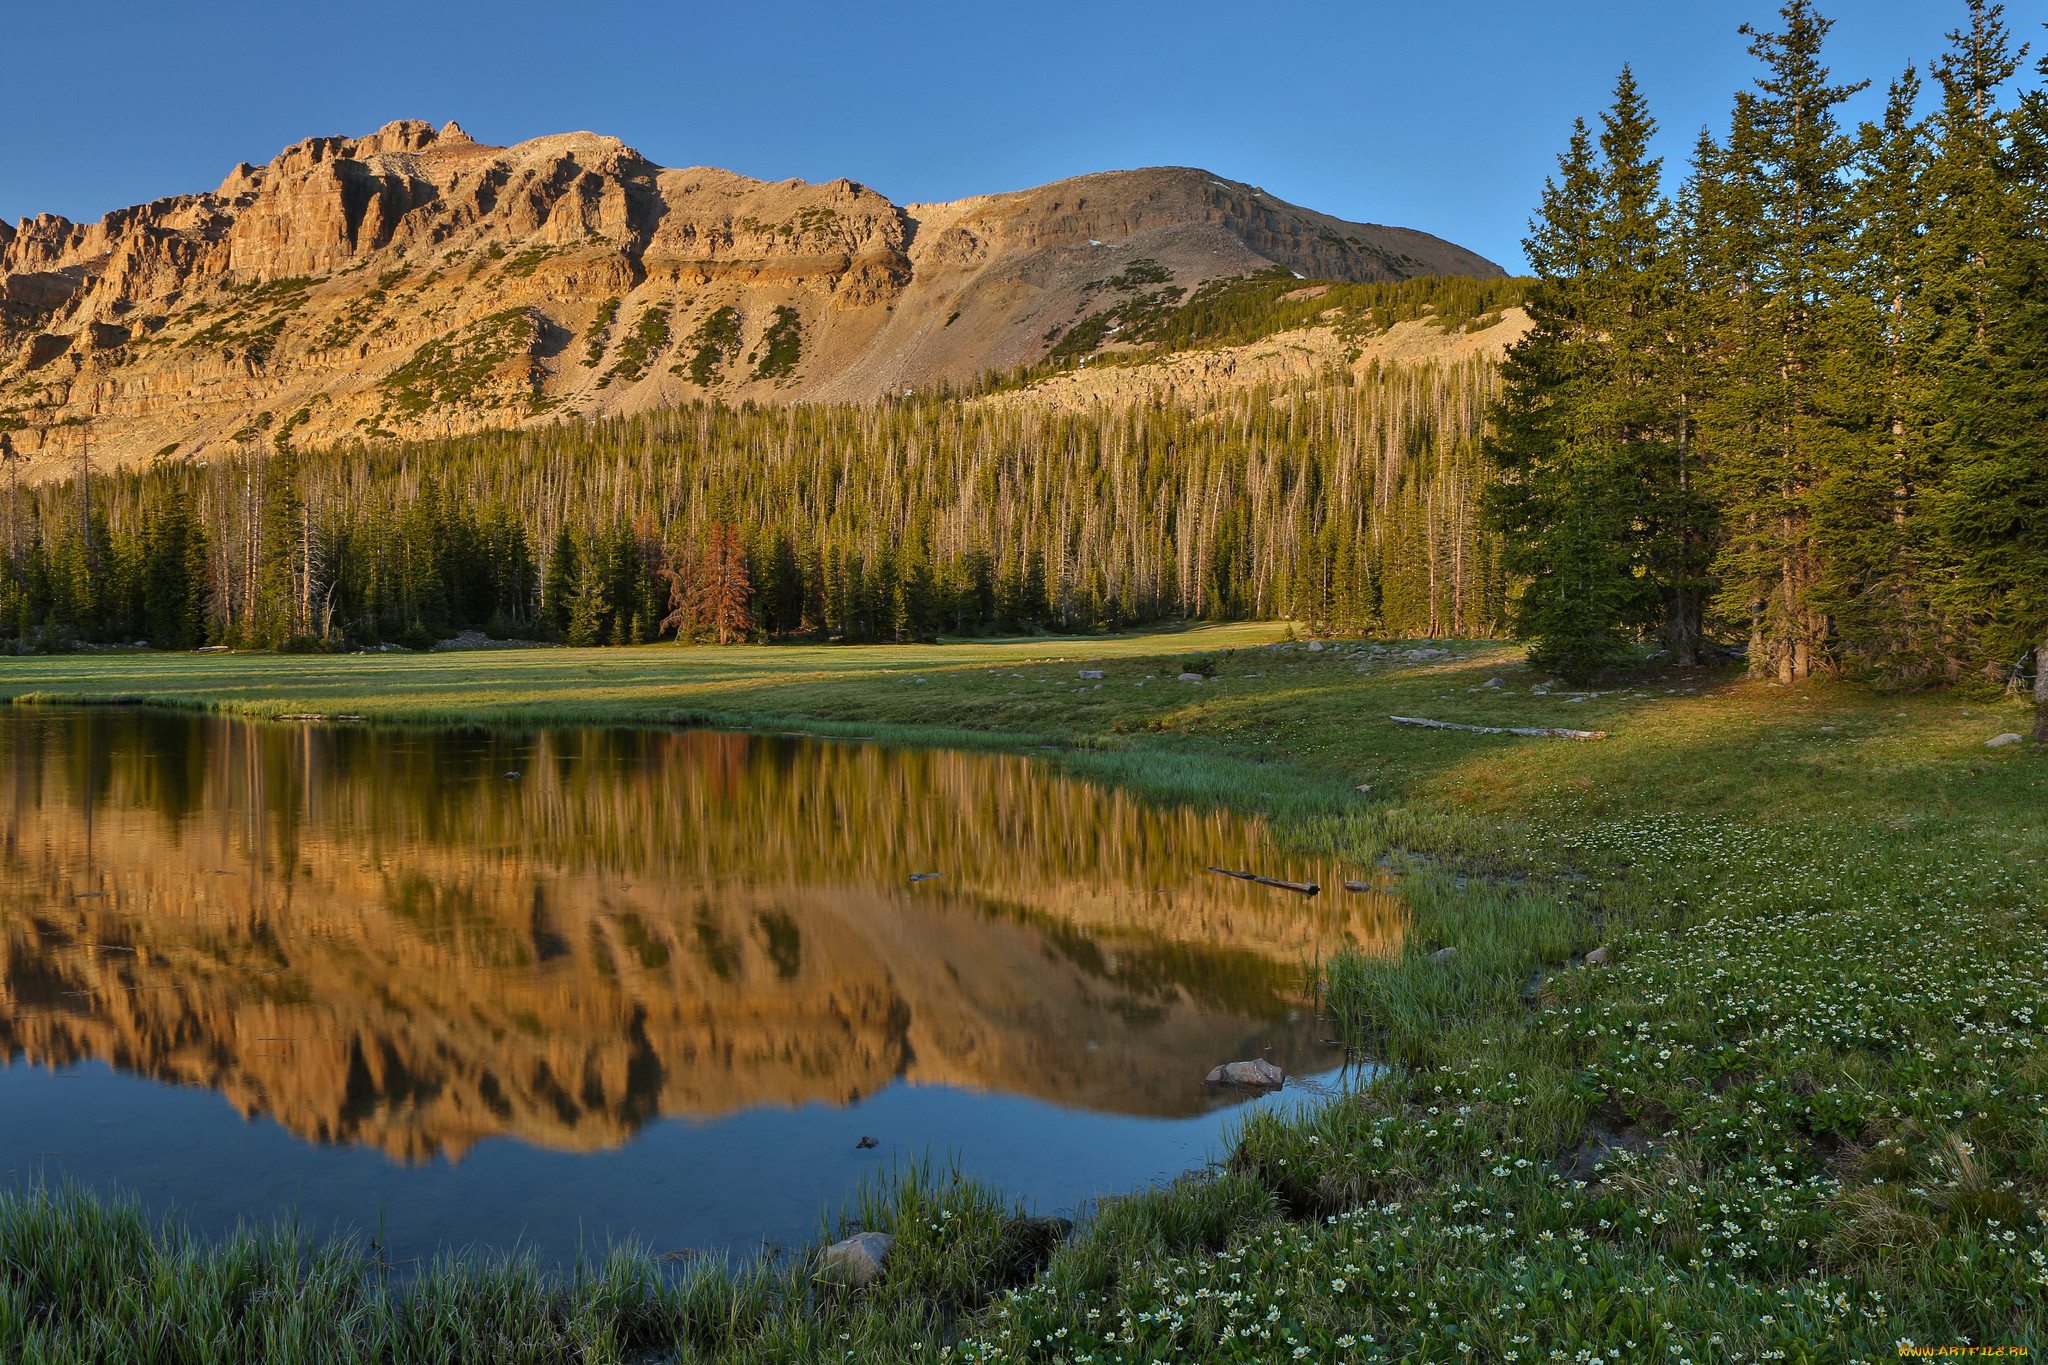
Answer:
[2, 627, 2044, 1358]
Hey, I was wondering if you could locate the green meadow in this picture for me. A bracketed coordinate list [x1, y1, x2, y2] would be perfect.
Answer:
[2, 628, 2043, 1361]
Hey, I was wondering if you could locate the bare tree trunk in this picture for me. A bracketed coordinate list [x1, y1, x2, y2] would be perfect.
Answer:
[300, 506, 312, 637]
[1664, 588, 1699, 667]
[2034, 642, 2048, 745]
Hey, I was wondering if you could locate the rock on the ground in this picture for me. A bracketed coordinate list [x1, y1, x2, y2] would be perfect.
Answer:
[1987, 733, 2025, 748]
[1205, 1058, 1286, 1088]
[1178, 672, 1206, 683]
[819, 1231, 895, 1288]
[1584, 945, 1609, 966]
[1307, 640, 1324, 652]
[430, 630, 554, 651]
[1078, 669, 1104, 679]
[1429, 946, 1457, 964]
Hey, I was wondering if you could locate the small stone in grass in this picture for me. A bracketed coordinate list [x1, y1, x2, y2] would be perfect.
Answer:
[1178, 672, 1205, 683]
[1429, 946, 1457, 964]
[1584, 945, 1609, 966]
[1987, 733, 2024, 748]
[1077, 669, 1104, 679]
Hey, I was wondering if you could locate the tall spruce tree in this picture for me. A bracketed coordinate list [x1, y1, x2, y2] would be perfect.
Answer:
[1922, 2, 2023, 359]
[1934, 34, 2048, 738]
[1700, 0, 1868, 681]
[1817, 68, 1940, 677]
[1661, 130, 1730, 665]
[542, 526, 578, 641]
[1486, 118, 1623, 681]
[1487, 72, 1692, 681]
[141, 486, 210, 649]
[253, 450, 308, 645]
[1592, 70, 1715, 667]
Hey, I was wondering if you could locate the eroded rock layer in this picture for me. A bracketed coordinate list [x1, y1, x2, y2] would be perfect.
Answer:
[0, 119, 1500, 477]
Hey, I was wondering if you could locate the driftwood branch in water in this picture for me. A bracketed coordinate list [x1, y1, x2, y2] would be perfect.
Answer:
[1207, 867, 1321, 896]
[1388, 715, 1608, 741]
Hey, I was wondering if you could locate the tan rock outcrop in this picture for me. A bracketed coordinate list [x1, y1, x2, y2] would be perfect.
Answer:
[982, 308, 1532, 415]
[0, 120, 1502, 479]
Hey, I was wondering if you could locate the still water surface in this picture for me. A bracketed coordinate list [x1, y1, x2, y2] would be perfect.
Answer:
[0, 710, 1397, 1262]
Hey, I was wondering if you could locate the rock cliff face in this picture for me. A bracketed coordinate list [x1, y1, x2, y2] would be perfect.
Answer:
[0, 119, 1501, 477]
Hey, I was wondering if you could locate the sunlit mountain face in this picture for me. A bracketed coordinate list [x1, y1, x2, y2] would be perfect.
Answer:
[0, 711, 1399, 1164]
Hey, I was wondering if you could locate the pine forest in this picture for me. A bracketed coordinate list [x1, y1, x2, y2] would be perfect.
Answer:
[0, 364, 1507, 651]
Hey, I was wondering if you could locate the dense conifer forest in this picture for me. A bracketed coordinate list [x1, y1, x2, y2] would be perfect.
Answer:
[0, 361, 1506, 650]
[4, 0, 2044, 735]
[1490, 0, 2048, 714]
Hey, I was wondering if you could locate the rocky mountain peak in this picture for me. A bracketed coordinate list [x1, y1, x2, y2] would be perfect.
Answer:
[0, 120, 1503, 476]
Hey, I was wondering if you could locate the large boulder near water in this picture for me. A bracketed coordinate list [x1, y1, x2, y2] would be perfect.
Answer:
[1205, 1058, 1285, 1088]
[819, 1231, 894, 1288]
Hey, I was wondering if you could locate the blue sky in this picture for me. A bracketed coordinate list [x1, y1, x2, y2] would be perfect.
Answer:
[0, 0, 2016, 272]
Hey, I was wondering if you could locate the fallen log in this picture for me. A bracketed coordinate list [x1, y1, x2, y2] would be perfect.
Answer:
[1206, 866, 1320, 896]
[1389, 715, 1607, 740]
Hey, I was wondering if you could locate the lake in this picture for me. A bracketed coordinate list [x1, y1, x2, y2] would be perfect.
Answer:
[0, 709, 1396, 1264]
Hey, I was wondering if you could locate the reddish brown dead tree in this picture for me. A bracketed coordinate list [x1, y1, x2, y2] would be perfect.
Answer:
[663, 523, 752, 644]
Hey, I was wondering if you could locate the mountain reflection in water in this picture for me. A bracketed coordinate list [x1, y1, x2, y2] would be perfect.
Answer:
[0, 710, 1400, 1165]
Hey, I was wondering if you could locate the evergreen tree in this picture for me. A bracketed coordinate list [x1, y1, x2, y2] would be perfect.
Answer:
[141, 486, 210, 649]
[1815, 68, 1940, 676]
[566, 539, 607, 648]
[1699, 0, 1868, 681]
[253, 451, 309, 645]
[1933, 35, 2048, 737]
[1486, 74, 1690, 681]
[542, 527, 578, 641]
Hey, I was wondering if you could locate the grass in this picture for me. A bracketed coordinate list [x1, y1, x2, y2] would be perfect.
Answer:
[3, 625, 2046, 1359]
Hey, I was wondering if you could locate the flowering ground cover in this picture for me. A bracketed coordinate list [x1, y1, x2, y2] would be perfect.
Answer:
[955, 815, 2046, 1361]
[2, 633, 2043, 1360]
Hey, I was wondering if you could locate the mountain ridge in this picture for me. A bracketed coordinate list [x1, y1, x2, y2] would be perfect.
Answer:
[0, 119, 1503, 477]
